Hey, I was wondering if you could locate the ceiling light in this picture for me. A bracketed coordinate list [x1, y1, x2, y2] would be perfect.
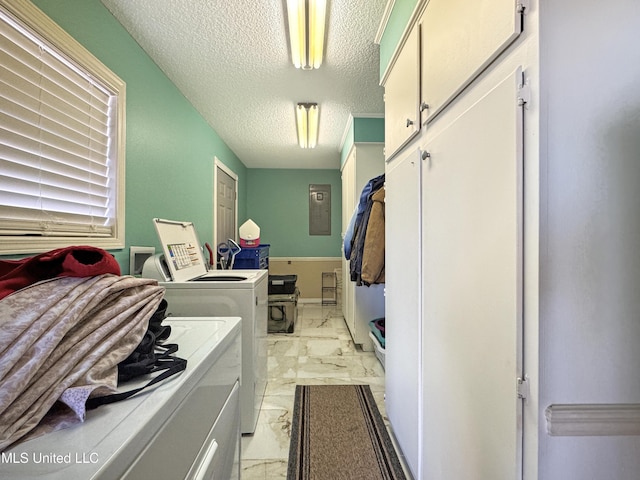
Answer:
[286, 0, 327, 70]
[296, 103, 319, 148]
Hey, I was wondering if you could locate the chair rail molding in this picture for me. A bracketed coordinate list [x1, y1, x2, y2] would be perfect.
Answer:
[545, 404, 640, 436]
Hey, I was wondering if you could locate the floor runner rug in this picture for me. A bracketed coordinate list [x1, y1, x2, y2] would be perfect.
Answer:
[287, 384, 406, 480]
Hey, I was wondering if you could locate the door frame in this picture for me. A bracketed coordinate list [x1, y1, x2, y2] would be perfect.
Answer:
[213, 156, 238, 249]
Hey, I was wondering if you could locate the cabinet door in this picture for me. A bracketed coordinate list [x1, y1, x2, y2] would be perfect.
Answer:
[421, 69, 524, 479]
[385, 147, 422, 478]
[341, 155, 355, 325]
[384, 24, 420, 160]
[421, 0, 522, 123]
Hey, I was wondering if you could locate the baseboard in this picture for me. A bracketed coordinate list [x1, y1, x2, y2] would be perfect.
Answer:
[298, 298, 321, 304]
[545, 404, 640, 436]
[297, 297, 340, 304]
[269, 258, 341, 301]
[270, 257, 342, 262]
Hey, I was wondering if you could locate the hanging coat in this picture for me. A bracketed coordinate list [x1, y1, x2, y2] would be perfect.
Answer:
[343, 174, 385, 260]
[350, 186, 377, 284]
[361, 187, 385, 285]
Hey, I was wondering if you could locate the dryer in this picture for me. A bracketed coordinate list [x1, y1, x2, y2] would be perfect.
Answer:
[142, 218, 268, 435]
[0, 317, 242, 480]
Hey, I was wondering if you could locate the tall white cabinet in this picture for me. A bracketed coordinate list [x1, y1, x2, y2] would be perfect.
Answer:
[384, 1, 528, 477]
[384, 146, 422, 474]
[382, 0, 640, 479]
[420, 69, 524, 479]
[341, 142, 385, 351]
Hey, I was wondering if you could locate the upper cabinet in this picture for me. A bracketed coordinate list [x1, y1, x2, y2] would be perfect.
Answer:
[420, 0, 523, 123]
[383, 23, 421, 160]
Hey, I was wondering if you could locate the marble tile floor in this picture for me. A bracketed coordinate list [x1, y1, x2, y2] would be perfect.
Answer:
[240, 303, 394, 480]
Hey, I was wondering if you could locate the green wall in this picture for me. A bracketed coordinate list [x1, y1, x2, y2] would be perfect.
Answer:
[246, 170, 342, 257]
[379, 0, 419, 79]
[340, 117, 385, 168]
[341, 120, 356, 167]
[354, 117, 385, 143]
[31, 0, 248, 271]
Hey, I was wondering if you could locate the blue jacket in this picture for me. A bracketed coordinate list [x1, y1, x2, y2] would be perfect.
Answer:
[343, 174, 385, 260]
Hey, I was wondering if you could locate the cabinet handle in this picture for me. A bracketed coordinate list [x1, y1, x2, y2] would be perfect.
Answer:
[421, 151, 431, 161]
[193, 439, 219, 480]
[420, 102, 430, 112]
[406, 118, 414, 127]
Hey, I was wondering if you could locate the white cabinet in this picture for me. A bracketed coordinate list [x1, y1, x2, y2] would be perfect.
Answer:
[383, 2, 527, 478]
[420, 69, 524, 480]
[384, 0, 640, 478]
[383, 23, 421, 160]
[385, 70, 525, 479]
[420, 0, 522, 122]
[341, 143, 385, 351]
[384, 147, 422, 476]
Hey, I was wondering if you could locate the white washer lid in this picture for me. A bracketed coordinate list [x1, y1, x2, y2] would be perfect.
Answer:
[152, 218, 207, 282]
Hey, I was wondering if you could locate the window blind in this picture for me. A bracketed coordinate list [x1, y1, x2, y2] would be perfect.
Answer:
[0, 6, 119, 239]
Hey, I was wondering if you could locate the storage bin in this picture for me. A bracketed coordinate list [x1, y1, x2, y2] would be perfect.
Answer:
[369, 331, 385, 370]
[268, 274, 297, 294]
[368, 318, 385, 348]
[233, 244, 269, 270]
[268, 289, 299, 333]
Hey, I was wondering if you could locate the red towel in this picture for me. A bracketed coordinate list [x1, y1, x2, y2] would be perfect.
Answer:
[0, 246, 121, 301]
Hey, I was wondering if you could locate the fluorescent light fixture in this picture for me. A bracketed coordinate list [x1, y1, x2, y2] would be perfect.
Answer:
[286, 0, 327, 70]
[296, 103, 319, 148]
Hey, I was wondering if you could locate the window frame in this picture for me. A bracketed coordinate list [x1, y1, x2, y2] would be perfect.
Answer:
[0, 0, 126, 255]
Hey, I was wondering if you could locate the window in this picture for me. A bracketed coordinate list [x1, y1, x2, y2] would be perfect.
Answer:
[0, 0, 125, 255]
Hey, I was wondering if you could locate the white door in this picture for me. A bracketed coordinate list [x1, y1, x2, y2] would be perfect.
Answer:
[215, 160, 237, 249]
[385, 147, 422, 478]
[421, 69, 524, 479]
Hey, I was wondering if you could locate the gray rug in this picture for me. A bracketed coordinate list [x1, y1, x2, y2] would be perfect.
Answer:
[287, 384, 406, 480]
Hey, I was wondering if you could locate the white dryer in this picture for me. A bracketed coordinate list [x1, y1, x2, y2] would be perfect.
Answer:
[142, 218, 268, 435]
[1, 317, 242, 480]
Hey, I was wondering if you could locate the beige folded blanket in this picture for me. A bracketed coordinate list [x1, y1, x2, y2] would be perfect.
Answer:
[0, 274, 164, 451]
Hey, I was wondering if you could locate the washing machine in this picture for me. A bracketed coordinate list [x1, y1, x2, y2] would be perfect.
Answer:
[142, 218, 268, 435]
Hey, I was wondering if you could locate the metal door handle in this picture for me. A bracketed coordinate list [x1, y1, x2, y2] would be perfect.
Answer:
[406, 118, 414, 127]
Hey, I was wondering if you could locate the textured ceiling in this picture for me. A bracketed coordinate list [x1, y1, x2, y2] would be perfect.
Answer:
[100, 0, 387, 169]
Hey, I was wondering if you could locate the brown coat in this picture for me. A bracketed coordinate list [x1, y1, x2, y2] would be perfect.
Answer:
[361, 187, 385, 285]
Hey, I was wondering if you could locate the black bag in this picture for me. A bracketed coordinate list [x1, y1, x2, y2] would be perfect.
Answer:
[146, 298, 172, 342]
[86, 299, 187, 409]
[117, 299, 173, 382]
